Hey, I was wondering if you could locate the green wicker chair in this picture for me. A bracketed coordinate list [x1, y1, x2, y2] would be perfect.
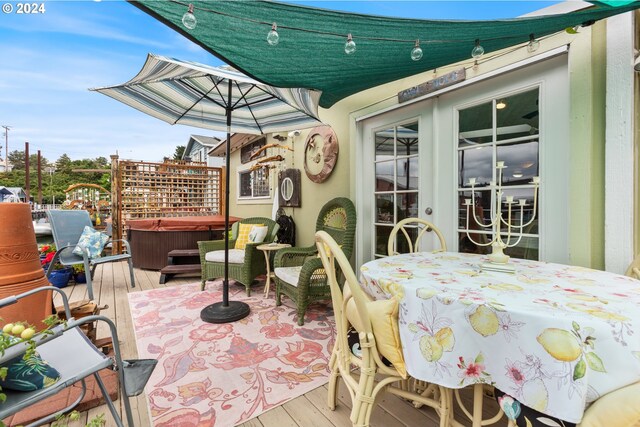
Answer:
[274, 197, 357, 325]
[198, 217, 279, 296]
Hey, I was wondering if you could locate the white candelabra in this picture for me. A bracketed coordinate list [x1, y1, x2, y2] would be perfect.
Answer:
[464, 161, 539, 273]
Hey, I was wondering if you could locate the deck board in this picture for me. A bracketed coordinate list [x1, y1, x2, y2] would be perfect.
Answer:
[53, 263, 513, 427]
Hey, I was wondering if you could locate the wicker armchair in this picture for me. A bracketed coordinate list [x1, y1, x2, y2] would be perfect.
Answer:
[198, 217, 279, 296]
[274, 197, 356, 325]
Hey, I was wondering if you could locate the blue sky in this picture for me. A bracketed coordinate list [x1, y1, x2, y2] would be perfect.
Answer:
[0, 0, 560, 163]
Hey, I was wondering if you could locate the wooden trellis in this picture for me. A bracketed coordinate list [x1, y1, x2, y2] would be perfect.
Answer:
[110, 155, 224, 252]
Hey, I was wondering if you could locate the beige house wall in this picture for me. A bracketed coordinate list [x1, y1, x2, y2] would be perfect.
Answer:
[224, 22, 628, 268]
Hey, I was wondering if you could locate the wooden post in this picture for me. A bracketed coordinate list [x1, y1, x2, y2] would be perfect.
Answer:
[37, 150, 42, 205]
[24, 142, 30, 205]
[110, 154, 122, 254]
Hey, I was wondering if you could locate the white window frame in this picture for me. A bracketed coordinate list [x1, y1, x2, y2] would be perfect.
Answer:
[237, 167, 271, 201]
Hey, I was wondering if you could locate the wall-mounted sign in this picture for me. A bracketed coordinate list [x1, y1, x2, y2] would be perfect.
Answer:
[278, 168, 301, 207]
[397, 68, 466, 104]
[303, 126, 339, 183]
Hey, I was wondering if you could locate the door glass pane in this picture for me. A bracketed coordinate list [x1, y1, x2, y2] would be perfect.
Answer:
[396, 157, 418, 190]
[376, 194, 394, 224]
[396, 122, 419, 156]
[395, 226, 419, 255]
[497, 141, 539, 186]
[499, 188, 539, 235]
[459, 102, 493, 147]
[397, 192, 418, 221]
[375, 225, 392, 256]
[375, 128, 395, 161]
[497, 89, 539, 141]
[458, 146, 493, 188]
[375, 161, 394, 191]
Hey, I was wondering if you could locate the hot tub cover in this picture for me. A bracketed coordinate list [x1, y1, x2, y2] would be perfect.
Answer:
[126, 215, 241, 232]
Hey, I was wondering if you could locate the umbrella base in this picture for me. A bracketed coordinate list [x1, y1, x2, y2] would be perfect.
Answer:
[200, 301, 250, 323]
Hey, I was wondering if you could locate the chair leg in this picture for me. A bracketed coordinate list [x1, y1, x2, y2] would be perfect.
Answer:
[297, 306, 306, 326]
[201, 280, 207, 291]
[94, 372, 127, 427]
[128, 257, 136, 288]
[85, 263, 95, 301]
[327, 349, 340, 410]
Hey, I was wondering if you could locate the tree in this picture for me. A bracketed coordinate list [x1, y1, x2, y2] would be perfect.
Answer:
[7, 150, 25, 170]
[55, 154, 72, 172]
[173, 145, 186, 160]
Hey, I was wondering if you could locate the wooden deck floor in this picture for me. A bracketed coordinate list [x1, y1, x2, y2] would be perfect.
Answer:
[47, 261, 507, 427]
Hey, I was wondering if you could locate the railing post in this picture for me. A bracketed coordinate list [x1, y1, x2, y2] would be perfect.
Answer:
[110, 154, 122, 254]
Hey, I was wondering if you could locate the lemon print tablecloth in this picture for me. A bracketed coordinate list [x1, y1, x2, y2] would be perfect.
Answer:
[359, 252, 640, 424]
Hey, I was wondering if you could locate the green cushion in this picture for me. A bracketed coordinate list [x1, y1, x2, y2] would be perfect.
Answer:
[0, 336, 61, 391]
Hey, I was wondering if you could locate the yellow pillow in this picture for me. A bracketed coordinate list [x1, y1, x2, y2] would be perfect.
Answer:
[317, 242, 342, 258]
[580, 382, 640, 427]
[235, 223, 263, 249]
[344, 287, 407, 379]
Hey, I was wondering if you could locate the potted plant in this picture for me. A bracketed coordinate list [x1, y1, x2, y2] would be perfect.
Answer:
[47, 263, 73, 289]
[72, 264, 86, 284]
[38, 245, 56, 271]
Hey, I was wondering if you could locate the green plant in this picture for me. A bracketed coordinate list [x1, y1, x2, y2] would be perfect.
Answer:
[72, 264, 85, 274]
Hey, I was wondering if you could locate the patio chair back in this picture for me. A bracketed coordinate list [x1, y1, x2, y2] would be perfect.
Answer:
[47, 210, 93, 264]
[315, 197, 357, 260]
[387, 217, 447, 256]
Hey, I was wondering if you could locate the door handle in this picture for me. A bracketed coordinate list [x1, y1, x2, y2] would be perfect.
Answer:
[425, 207, 433, 215]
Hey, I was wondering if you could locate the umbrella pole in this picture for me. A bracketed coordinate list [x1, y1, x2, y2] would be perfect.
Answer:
[200, 80, 250, 323]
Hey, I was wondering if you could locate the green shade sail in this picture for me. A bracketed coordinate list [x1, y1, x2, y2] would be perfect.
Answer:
[130, 1, 640, 108]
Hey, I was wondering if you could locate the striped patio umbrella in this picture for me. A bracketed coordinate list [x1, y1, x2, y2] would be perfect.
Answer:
[92, 53, 323, 323]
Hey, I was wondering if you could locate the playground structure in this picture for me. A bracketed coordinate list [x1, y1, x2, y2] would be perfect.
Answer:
[63, 183, 111, 227]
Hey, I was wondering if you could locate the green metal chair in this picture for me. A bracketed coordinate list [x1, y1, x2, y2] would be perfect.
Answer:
[198, 217, 279, 296]
[274, 197, 357, 325]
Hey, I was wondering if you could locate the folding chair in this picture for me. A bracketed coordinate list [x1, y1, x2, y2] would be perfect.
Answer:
[0, 286, 156, 426]
[46, 210, 135, 300]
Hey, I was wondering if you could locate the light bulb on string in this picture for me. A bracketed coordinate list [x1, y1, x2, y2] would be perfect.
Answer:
[345, 33, 356, 55]
[527, 34, 540, 53]
[411, 40, 423, 61]
[471, 39, 484, 59]
[182, 3, 197, 30]
[267, 23, 279, 46]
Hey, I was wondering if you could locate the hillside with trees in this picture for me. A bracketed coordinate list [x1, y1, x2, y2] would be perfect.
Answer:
[0, 150, 110, 204]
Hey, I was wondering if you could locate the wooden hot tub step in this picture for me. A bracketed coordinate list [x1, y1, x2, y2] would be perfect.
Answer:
[167, 249, 200, 258]
[159, 264, 201, 284]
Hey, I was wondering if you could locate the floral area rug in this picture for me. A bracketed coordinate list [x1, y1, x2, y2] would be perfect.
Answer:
[128, 281, 335, 427]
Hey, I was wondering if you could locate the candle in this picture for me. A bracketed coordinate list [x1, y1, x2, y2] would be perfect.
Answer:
[532, 176, 540, 184]
[506, 196, 514, 203]
[496, 161, 505, 168]
[519, 199, 526, 206]
[464, 199, 472, 206]
[469, 178, 476, 185]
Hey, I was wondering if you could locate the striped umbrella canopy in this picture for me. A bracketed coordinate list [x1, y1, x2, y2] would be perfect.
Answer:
[92, 53, 324, 323]
[92, 53, 323, 134]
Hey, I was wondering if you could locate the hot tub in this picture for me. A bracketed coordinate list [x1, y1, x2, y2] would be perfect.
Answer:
[126, 215, 241, 270]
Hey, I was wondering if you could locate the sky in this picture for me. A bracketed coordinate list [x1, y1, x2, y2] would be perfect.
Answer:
[0, 0, 562, 164]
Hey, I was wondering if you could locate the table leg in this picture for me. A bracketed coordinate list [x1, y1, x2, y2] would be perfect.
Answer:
[472, 383, 483, 427]
[263, 251, 271, 298]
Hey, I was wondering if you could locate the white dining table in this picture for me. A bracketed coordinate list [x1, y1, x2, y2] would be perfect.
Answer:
[359, 251, 640, 424]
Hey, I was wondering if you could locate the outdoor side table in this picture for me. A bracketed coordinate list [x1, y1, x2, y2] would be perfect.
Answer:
[257, 243, 291, 298]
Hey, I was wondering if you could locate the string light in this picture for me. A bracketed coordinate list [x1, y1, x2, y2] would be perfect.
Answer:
[345, 33, 356, 55]
[527, 33, 540, 53]
[411, 40, 423, 61]
[182, 3, 197, 30]
[267, 23, 279, 45]
[471, 39, 484, 59]
[496, 100, 507, 109]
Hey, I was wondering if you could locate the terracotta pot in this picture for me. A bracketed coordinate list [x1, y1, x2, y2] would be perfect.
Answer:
[0, 203, 52, 327]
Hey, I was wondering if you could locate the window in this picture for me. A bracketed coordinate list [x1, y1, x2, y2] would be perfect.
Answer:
[457, 88, 540, 260]
[240, 137, 266, 164]
[238, 168, 270, 199]
[373, 121, 419, 258]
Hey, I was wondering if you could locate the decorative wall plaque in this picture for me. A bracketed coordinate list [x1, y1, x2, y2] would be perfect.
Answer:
[398, 67, 466, 103]
[278, 168, 301, 208]
[303, 126, 339, 183]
